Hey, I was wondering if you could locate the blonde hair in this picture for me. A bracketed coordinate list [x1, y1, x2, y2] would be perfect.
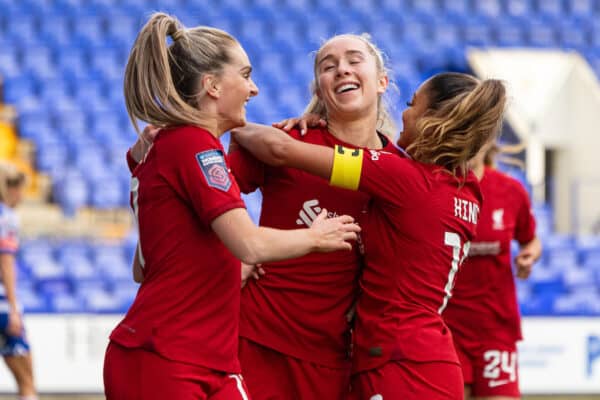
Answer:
[0, 162, 25, 203]
[407, 72, 506, 177]
[305, 33, 396, 138]
[124, 12, 239, 135]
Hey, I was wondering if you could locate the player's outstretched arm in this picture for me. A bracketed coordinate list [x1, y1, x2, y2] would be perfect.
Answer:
[212, 208, 360, 266]
[515, 236, 542, 279]
[231, 123, 334, 180]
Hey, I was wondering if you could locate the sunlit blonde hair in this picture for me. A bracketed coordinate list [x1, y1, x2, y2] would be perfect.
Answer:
[0, 162, 25, 204]
[407, 72, 507, 177]
[304, 33, 396, 138]
[124, 12, 239, 135]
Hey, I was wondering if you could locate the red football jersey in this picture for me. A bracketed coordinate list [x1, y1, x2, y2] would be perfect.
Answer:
[111, 126, 246, 373]
[339, 150, 483, 372]
[230, 127, 395, 368]
[444, 167, 536, 344]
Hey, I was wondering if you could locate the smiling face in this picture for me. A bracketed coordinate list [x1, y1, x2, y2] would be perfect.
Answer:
[213, 43, 259, 132]
[314, 35, 388, 121]
[397, 83, 430, 149]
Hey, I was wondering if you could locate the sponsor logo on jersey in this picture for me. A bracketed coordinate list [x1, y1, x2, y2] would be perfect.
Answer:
[295, 199, 338, 226]
[468, 241, 501, 256]
[492, 208, 505, 230]
[369, 395, 383, 400]
[195, 150, 231, 192]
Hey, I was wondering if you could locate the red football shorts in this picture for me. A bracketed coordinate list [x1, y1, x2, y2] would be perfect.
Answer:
[238, 337, 351, 400]
[455, 339, 520, 398]
[350, 360, 464, 400]
[104, 341, 251, 400]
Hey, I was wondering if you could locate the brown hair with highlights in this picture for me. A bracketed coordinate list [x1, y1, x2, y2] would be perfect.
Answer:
[407, 72, 506, 176]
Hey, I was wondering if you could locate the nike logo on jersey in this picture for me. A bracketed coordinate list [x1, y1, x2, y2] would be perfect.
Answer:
[488, 379, 510, 388]
[295, 199, 339, 226]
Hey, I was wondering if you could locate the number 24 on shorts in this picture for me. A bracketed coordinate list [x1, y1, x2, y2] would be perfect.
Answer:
[483, 350, 517, 385]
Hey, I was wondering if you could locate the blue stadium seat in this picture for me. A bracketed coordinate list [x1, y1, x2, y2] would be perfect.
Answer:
[0, 48, 21, 79]
[493, 17, 527, 47]
[91, 177, 127, 208]
[553, 290, 600, 316]
[527, 19, 559, 47]
[529, 263, 565, 294]
[409, 0, 440, 15]
[567, 0, 596, 17]
[105, 14, 138, 47]
[440, 0, 470, 17]
[21, 45, 56, 79]
[504, 0, 534, 17]
[56, 48, 90, 81]
[110, 279, 138, 307]
[72, 15, 106, 48]
[39, 15, 72, 48]
[562, 265, 596, 291]
[534, 0, 565, 19]
[50, 293, 86, 313]
[557, 18, 590, 50]
[461, 16, 494, 46]
[473, 0, 503, 17]
[54, 173, 90, 215]
[19, 287, 48, 313]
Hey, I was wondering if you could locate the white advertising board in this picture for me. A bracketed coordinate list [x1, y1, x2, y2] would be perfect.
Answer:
[0, 316, 598, 394]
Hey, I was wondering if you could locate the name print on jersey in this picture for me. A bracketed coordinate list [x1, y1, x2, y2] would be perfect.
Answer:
[454, 197, 479, 225]
[295, 199, 339, 226]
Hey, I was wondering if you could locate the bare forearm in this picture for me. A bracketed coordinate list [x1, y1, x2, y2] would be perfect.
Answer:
[240, 227, 319, 265]
[232, 123, 333, 179]
[0, 255, 18, 310]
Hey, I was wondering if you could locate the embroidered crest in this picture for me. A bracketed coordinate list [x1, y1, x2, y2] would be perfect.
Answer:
[492, 208, 505, 230]
[196, 150, 231, 192]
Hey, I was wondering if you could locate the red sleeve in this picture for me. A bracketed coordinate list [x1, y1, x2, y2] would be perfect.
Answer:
[160, 130, 245, 226]
[228, 147, 265, 194]
[513, 181, 536, 244]
[126, 149, 138, 173]
[358, 150, 411, 207]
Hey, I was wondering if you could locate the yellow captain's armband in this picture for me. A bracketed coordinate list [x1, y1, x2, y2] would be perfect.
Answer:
[330, 145, 363, 190]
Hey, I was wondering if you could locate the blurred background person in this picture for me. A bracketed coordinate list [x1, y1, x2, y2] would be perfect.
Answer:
[0, 162, 37, 400]
[444, 142, 542, 400]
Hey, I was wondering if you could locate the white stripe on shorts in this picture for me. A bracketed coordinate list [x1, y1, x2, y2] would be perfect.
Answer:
[229, 374, 249, 400]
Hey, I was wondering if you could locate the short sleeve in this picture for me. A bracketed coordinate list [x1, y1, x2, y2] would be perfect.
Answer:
[0, 212, 19, 254]
[513, 181, 536, 244]
[160, 130, 245, 226]
[355, 149, 411, 207]
[228, 147, 265, 194]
